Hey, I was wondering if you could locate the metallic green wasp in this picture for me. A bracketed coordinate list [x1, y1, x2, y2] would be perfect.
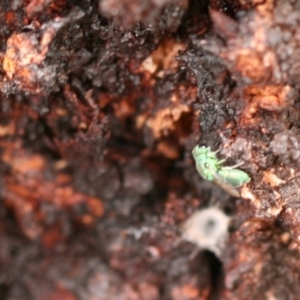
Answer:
[192, 145, 250, 197]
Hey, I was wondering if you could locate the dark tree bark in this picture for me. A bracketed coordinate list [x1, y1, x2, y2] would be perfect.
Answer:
[0, 0, 300, 299]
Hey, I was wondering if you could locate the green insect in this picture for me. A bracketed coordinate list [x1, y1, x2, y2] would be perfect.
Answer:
[192, 145, 250, 197]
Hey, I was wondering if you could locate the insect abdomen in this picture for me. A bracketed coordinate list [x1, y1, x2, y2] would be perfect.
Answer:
[217, 169, 250, 187]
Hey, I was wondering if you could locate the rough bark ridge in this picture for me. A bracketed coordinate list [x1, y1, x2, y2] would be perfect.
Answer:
[0, 0, 300, 299]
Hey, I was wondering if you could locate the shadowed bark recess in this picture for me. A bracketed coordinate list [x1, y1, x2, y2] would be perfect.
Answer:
[1, 0, 300, 299]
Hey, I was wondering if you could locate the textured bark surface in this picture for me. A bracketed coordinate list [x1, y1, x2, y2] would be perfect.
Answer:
[1, 0, 300, 299]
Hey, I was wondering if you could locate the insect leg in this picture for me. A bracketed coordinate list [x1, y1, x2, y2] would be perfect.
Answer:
[222, 162, 244, 170]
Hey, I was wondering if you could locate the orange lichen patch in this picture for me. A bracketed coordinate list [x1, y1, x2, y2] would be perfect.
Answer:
[5, 171, 104, 209]
[255, 0, 274, 16]
[1, 144, 104, 239]
[263, 170, 286, 187]
[54, 159, 68, 170]
[230, 49, 270, 81]
[113, 95, 135, 119]
[3, 182, 43, 239]
[140, 40, 185, 74]
[222, 40, 278, 82]
[135, 114, 146, 130]
[42, 226, 65, 248]
[156, 140, 180, 159]
[97, 93, 111, 109]
[146, 104, 190, 138]
[4, 33, 46, 78]
[86, 197, 105, 217]
[0, 122, 15, 137]
[241, 186, 285, 213]
[140, 56, 158, 74]
[1, 141, 46, 172]
[171, 284, 201, 300]
[11, 154, 45, 175]
[280, 232, 291, 245]
[3, 176, 104, 239]
[50, 185, 105, 215]
[242, 185, 284, 217]
[4, 11, 16, 25]
[241, 186, 261, 208]
[5, 182, 37, 206]
[48, 0, 68, 15]
[243, 85, 296, 117]
[3, 29, 56, 91]
[218, 2, 280, 84]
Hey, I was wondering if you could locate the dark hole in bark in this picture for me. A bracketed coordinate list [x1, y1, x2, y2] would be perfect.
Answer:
[203, 250, 224, 300]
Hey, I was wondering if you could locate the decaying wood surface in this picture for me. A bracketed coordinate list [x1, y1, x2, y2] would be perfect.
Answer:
[1, 0, 300, 299]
